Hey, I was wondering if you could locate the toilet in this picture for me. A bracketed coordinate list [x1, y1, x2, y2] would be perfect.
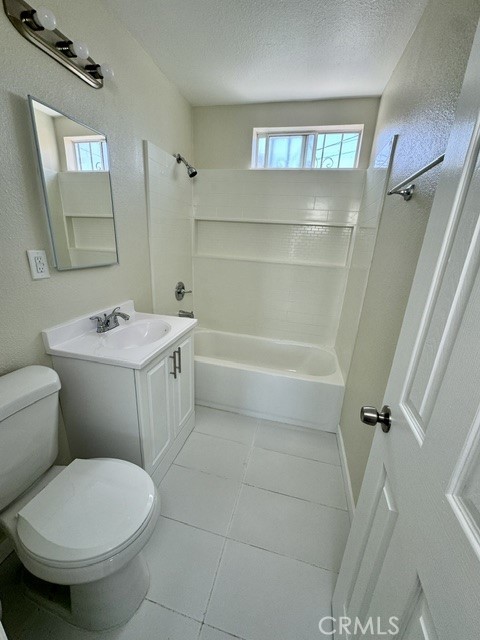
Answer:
[0, 366, 160, 630]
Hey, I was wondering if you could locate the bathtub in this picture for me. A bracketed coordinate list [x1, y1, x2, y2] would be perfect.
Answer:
[194, 329, 344, 432]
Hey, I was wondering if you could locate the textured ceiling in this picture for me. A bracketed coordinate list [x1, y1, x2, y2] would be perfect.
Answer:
[105, 0, 428, 106]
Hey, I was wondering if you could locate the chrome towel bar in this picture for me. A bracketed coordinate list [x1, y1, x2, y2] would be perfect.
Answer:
[387, 154, 445, 201]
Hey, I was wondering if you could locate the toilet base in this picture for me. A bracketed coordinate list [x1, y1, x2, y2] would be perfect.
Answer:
[24, 552, 150, 631]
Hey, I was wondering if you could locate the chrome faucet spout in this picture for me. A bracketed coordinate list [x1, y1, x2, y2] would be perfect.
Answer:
[90, 307, 130, 333]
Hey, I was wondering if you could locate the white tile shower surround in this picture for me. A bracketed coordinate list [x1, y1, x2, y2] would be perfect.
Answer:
[193, 169, 365, 346]
[0, 406, 350, 640]
[144, 141, 194, 316]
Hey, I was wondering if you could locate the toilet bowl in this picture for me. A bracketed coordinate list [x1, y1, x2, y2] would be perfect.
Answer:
[0, 366, 160, 630]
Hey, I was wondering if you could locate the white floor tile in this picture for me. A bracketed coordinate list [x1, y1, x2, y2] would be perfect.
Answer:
[195, 406, 258, 446]
[175, 432, 249, 480]
[200, 624, 246, 640]
[144, 517, 224, 620]
[205, 540, 336, 640]
[160, 464, 240, 535]
[18, 600, 200, 640]
[245, 448, 347, 510]
[229, 485, 350, 571]
[255, 420, 340, 465]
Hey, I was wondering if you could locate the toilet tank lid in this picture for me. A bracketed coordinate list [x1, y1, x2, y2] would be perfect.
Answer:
[0, 366, 61, 422]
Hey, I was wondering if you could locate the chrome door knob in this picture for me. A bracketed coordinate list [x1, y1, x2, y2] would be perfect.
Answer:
[360, 405, 392, 433]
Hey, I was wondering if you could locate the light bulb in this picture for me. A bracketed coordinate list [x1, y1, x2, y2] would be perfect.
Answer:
[99, 63, 114, 81]
[70, 41, 89, 60]
[32, 6, 57, 31]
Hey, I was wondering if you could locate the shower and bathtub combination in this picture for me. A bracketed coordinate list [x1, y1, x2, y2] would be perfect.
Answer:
[195, 329, 345, 432]
[145, 140, 396, 436]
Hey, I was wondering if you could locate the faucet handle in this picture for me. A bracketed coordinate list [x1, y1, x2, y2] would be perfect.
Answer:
[90, 315, 106, 332]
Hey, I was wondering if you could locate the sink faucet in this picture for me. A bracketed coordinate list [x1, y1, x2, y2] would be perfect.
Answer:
[178, 310, 194, 318]
[90, 307, 131, 333]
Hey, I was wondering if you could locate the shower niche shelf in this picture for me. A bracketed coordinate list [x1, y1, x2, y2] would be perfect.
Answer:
[194, 219, 353, 268]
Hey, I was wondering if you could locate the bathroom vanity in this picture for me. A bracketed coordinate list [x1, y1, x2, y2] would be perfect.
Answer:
[43, 301, 196, 485]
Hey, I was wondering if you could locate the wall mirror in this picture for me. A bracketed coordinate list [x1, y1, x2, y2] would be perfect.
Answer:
[28, 96, 119, 270]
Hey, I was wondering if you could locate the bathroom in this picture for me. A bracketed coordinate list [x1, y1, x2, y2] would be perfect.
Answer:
[1, 0, 480, 638]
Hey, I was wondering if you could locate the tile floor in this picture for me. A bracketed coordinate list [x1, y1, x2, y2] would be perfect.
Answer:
[0, 406, 350, 640]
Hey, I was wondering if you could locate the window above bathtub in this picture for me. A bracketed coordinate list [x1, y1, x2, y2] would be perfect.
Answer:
[251, 125, 363, 170]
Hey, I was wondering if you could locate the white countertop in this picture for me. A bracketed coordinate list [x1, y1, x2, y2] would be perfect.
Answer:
[42, 301, 197, 370]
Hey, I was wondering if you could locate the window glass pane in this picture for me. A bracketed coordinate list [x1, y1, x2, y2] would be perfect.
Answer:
[252, 128, 361, 170]
[267, 135, 303, 168]
[76, 142, 93, 171]
[338, 133, 360, 168]
[256, 136, 266, 168]
[101, 142, 110, 171]
[73, 141, 108, 171]
[90, 142, 104, 170]
[304, 134, 315, 168]
[316, 133, 342, 168]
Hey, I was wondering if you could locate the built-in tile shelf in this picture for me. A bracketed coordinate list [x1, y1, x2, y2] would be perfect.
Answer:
[195, 216, 356, 228]
[64, 213, 113, 218]
[195, 220, 354, 268]
[193, 254, 351, 269]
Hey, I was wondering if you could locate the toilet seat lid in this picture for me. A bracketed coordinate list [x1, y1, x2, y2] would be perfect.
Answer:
[17, 458, 156, 565]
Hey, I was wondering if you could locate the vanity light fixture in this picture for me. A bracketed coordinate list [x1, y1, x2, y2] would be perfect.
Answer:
[3, 0, 113, 88]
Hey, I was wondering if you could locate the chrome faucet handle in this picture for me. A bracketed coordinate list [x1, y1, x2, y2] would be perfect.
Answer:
[104, 307, 130, 329]
[175, 282, 192, 301]
[90, 315, 106, 333]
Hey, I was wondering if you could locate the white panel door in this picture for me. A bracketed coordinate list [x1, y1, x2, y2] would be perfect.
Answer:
[172, 334, 194, 436]
[137, 355, 173, 474]
[333, 20, 480, 640]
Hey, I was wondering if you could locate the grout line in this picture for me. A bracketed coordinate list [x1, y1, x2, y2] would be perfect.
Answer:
[144, 598, 204, 625]
[171, 462, 244, 483]
[240, 482, 350, 513]
[225, 535, 340, 575]
[253, 444, 342, 467]
[201, 622, 251, 640]
[200, 419, 261, 624]
[193, 426, 256, 447]
[158, 513, 226, 538]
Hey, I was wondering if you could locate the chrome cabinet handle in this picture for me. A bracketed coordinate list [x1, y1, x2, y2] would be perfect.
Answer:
[169, 352, 177, 379]
[360, 405, 391, 433]
[176, 347, 182, 374]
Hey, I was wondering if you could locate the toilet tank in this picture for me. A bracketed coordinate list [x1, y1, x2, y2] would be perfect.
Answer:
[0, 366, 61, 511]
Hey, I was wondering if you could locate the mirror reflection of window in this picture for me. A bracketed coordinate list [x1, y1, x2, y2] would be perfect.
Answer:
[28, 96, 119, 270]
[75, 140, 109, 171]
[63, 136, 110, 172]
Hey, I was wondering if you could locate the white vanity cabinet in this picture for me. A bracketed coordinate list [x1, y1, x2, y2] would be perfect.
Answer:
[135, 333, 194, 475]
[49, 319, 196, 486]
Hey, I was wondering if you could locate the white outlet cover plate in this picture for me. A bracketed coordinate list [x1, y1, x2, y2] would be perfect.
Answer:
[27, 250, 50, 280]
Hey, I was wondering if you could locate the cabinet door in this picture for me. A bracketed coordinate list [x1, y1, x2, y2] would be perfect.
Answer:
[173, 334, 194, 436]
[137, 355, 173, 474]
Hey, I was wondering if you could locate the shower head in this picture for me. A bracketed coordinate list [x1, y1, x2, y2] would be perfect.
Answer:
[174, 153, 197, 179]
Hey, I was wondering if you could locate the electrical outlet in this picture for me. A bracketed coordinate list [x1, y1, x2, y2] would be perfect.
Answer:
[27, 250, 50, 280]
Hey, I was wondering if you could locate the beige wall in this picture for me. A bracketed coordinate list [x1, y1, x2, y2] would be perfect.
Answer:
[340, 0, 480, 502]
[193, 98, 380, 170]
[0, 0, 192, 377]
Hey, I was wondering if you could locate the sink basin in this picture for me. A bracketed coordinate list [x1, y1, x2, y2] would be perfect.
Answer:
[43, 301, 197, 369]
[103, 319, 171, 349]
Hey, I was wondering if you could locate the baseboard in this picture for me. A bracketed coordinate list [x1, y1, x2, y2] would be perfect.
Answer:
[337, 423, 355, 522]
[0, 538, 13, 565]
